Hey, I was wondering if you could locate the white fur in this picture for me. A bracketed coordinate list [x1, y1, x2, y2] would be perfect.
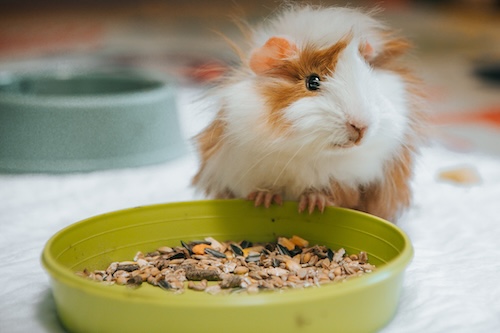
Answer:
[195, 6, 411, 199]
[254, 6, 387, 54]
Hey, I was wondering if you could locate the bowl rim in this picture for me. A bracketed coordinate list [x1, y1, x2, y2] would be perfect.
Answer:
[0, 68, 175, 107]
[41, 200, 414, 307]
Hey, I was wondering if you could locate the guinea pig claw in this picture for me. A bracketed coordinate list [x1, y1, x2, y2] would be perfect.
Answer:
[248, 190, 282, 208]
[254, 191, 266, 207]
[298, 195, 308, 213]
[308, 193, 318, 214]
[316, 194, 326, 213]
[273, 194, 283, 206]
[298, 192, 334, 214]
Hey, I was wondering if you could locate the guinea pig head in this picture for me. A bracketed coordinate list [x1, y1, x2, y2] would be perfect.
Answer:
[248, 34, 395, 154]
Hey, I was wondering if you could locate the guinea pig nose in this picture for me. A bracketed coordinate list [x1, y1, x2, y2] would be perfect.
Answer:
[346, 122, 366, 145]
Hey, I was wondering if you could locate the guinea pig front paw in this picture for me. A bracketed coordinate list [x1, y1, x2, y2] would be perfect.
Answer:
[298, 191, 335, 214]
[247, 189, 283, 208]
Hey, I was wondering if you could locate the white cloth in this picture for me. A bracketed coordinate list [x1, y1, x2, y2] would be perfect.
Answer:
[1, 88, 499, 332]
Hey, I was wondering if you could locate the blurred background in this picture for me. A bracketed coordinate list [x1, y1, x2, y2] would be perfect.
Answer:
[1, 0, 499, 154]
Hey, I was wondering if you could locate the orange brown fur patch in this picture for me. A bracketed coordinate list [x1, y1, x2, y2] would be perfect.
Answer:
[359, 144, 414, 221]
[192, 109, 227, 188]
[256, 36, 351, 134]
[328, 181, 361, 210]
[370, 31, 412, 69]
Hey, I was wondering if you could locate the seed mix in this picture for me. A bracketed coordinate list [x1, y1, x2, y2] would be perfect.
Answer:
[77, 235, 376, 294]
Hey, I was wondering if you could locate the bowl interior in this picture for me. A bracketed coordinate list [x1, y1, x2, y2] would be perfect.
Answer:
[45, 200, 410, 291]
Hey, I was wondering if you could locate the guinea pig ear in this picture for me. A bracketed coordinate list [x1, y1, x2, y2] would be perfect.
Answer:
[249, 36, 298, 75]
[359, 41, 375, 61]
[360, 35, 411, 67]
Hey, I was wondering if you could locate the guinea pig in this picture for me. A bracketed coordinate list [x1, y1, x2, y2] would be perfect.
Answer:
[192, 5, 426, 222]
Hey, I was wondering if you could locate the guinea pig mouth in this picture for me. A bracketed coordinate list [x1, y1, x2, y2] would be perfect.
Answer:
[328, 142, 357, 150]
[327, 123, 366, 149]
[327, 137, 365, 150]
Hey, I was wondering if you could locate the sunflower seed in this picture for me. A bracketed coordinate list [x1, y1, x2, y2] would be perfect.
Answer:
[230, 243, 244, 256]
[240, 240, 252, 249]
[204, 248, 227, 259]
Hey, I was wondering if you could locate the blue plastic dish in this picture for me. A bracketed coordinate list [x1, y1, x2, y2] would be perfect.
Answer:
[0, 69, 185, 173]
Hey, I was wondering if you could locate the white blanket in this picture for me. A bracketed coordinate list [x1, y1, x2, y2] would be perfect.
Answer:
[1, 88, 499, 333]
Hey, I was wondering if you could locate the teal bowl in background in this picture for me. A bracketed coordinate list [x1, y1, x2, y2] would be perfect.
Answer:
[0, 69, 185, 173]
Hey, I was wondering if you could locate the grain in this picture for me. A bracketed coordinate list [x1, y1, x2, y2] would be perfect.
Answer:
[79, 236, 376, 295]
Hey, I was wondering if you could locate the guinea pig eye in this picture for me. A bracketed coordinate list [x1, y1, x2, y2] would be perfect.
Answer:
[305, 74, 321, 91]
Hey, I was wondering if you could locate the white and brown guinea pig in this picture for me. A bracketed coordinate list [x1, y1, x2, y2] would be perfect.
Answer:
[192, 5, 426, 222]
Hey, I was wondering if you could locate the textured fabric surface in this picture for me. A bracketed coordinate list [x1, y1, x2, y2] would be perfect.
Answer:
[1, 89, 499, 333]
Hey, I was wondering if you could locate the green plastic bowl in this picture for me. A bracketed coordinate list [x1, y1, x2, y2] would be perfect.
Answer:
[41, 200, 413, 333]
[0, 69, 184, 173]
